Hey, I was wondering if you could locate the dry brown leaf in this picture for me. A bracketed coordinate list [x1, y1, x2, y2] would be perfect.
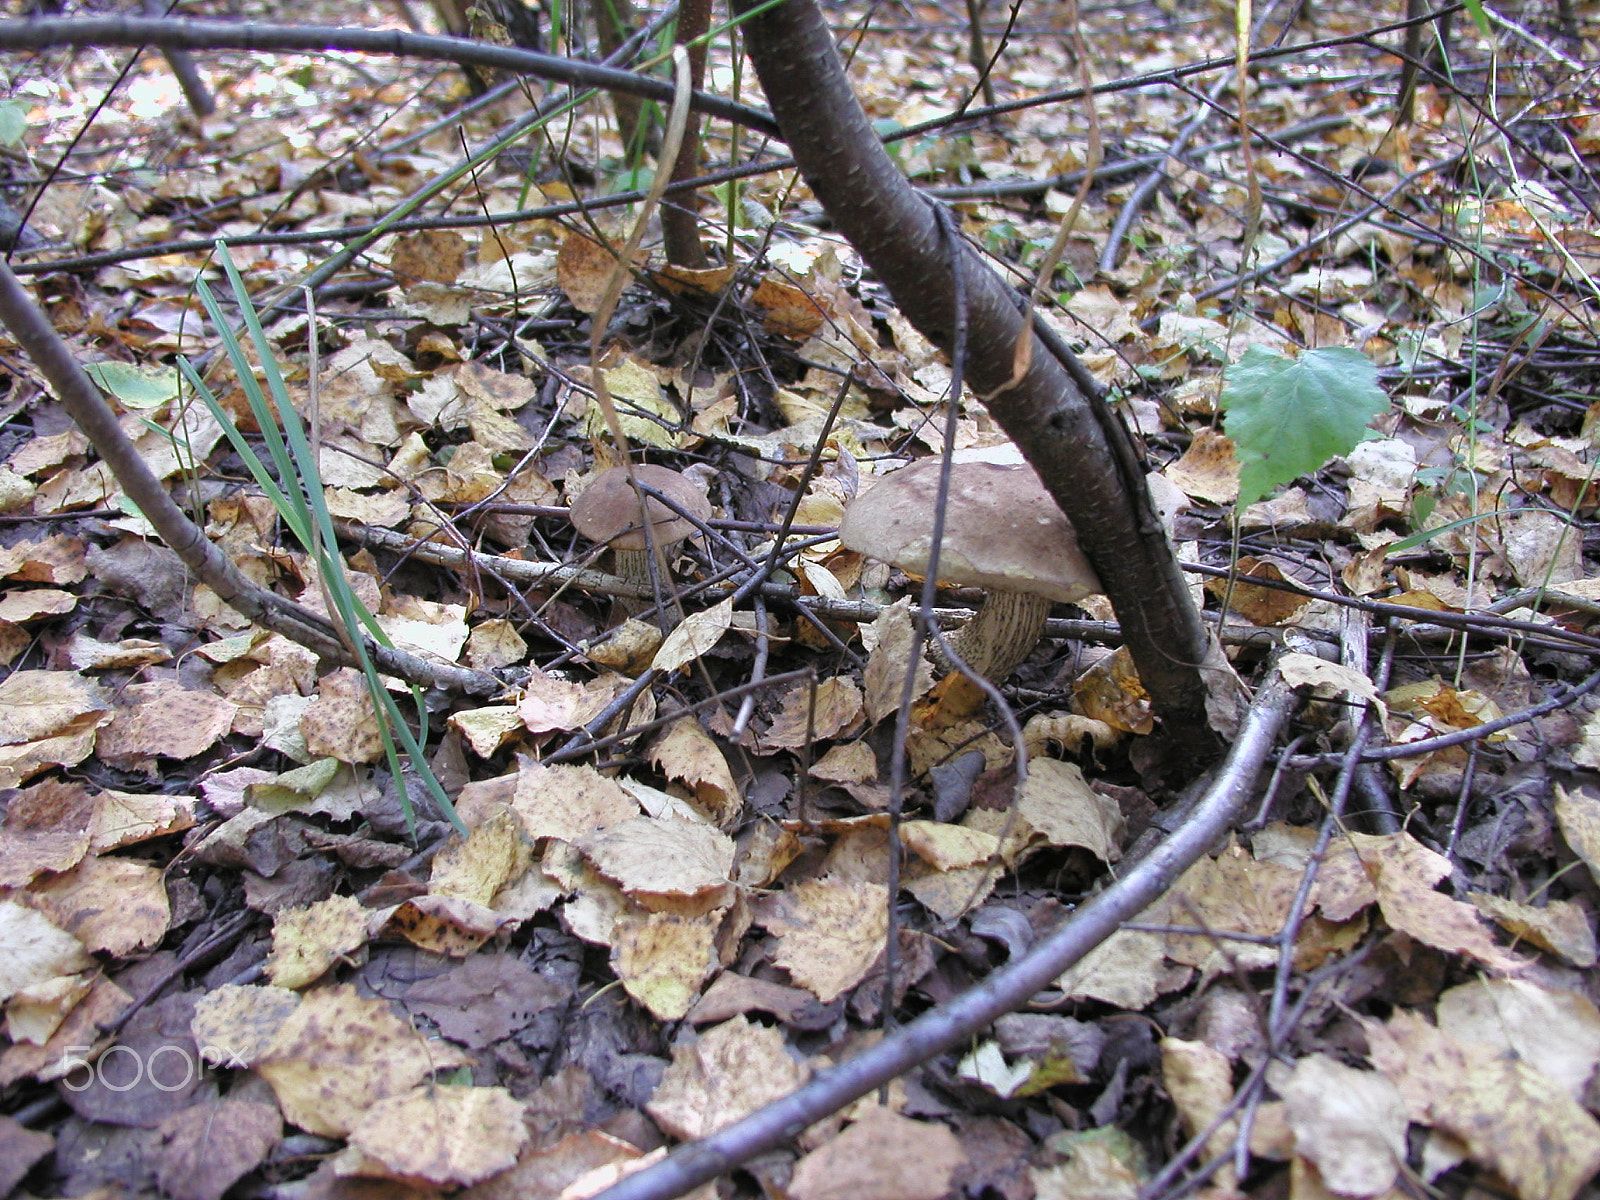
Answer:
[457, 1130, 641, 1200]
[1346, 832, 1524, 972]
[510, 760, 640, 845]
[685, 971, 817, 1026]
[0, 670, 109, 787]
[5, 972, 92, 1046]
[1204, 557, 1311, 626]
[256, 984, 469, 1136]
[577, 815, 735, 903]
[1163, 1038, 1239, 1187]
[0, 533, 88, 584]
[380, 894, 509, 957]
[391, 228, 468, 286]
[1278, 1054, 1406, 1197]
[581, 616, 661, 673]
[0, 587, 76, 622]
[265, 894, 370, 989]
[763, 676, 864, 749]
[0, 973, 130, 1087]
[300, 668, 384, 764]
[810, 740, 879, 785]
[1435, 978, 1600, 1101]
[0, 780, 93, 886]
[154, 1097, 281, 1200]
[1154, 843, 1300, 971]
[449, 705, 524, 758]
[610, 909, 720, 1019]
[759, 875, 889, 1002]
[29, 855, 169, 957]
[649, 716, 741, 826]
[645, 1015, 808, 1140]
[1030, 1127, 1145, 1200]
[190, 983, 302, 1068]
[789, 1105, 967, 1200]
[1554, 783, 1600, 887]
[463, 618, 529, 672]
[1071, 646, 1153, 734]
[345, 1084, 527, 1187]
[0, 898, 91, 1002]
[652, 599, 736, 673]
[1016, 760, 1124, 863]
[1056, 928, 1190, 1009]
[95, 679, 237, 766]
[1278, 653, 1385, 724]
[88, 788, 195, 852]
[863, 598, 934, 724]
[1470, 892, 1597, 967]
[1163, 426, 1240, 504]
[750, 273, 829, 337]
[1363, 1008, 1600, 1200]
[900, 820, 1000, 871]
[430, 810, 531, 908]
[519, 669, 627, 735]
[557, 229, 626, 314]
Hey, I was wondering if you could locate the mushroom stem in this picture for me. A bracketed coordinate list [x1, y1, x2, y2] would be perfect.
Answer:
[940, 588, 1054, 680]
[609, 544, 680, 613]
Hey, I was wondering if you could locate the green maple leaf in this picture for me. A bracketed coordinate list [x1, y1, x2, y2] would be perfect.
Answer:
[1221, 345, 1388, 508]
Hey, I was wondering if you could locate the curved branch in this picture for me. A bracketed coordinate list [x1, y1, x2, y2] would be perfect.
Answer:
[592, 666, 1296, 1200]
[732, 0, 1217, 746]
[0, 17, 780, 138]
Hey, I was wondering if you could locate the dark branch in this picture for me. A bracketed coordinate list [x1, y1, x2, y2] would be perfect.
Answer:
[0, 17, 781, 138]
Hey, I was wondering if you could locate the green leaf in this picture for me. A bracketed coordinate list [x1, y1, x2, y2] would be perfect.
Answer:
[1461, 0, 1492, 36]
[1222, 346, 1388, 508]
[0, 101, 26, 148]
[84, 360, 181, 409]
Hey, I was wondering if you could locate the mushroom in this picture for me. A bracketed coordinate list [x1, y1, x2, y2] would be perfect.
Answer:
[838, 458, 1102, 680]
[570, 464, 712, 597]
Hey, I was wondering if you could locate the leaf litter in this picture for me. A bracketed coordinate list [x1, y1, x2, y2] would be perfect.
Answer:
[0, 0, 1599, 1197]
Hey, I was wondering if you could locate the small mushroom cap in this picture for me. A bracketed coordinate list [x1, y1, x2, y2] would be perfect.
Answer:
[838, 458, 1102, 603]
[570, 465, 712, 551]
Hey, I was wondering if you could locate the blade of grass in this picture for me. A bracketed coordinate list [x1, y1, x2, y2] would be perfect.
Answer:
[186, 243, 465, 836]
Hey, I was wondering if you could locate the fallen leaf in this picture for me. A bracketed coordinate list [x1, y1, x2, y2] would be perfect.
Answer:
[759, 875, 889, 1002]
[265, 894, 370, 988]
[577, 815, 735, 904]
[345, 1084, 527, 1187]
[1364, 1008, 1600, 1200]
[155, 1096, 281, 1200]
[1016, 760, 1125, 863]
[610, 909, 720, 1019]
[789, 1105, 966, 1200]
[652, 599, 736, 673]
[256, 984, 469, 1136]
[1278, 1053, 1406, 1197]
[645, 1015, 807, 1139]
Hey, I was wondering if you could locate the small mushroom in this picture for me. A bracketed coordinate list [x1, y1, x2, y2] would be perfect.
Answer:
[570, 464, 711, 596]
[838, 458, 1102, 680]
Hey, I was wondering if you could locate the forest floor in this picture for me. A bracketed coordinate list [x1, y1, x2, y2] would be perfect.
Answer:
[2, 0, 1600, 1199]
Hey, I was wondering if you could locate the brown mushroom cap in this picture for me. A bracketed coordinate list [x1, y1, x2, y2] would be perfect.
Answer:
[570, 465, 711, 551]
[838, 459, 1101, 603]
